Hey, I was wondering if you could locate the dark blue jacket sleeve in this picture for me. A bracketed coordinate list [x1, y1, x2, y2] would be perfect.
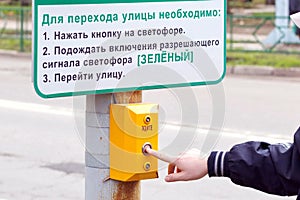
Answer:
[208, 127, 300, 197]
[290, 0, 300, 15]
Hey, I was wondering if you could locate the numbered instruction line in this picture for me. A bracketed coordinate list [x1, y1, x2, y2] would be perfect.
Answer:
[0, 99, 73, 116]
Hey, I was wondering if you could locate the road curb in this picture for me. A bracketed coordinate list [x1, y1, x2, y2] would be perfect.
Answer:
[0, 50, 31, 59]
[227, 66, 300, 77]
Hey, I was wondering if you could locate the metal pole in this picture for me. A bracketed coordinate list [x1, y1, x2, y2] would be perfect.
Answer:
[85, 91, 142, 200]
[19, 7, 24, 52]
[229, 14, 233, 51]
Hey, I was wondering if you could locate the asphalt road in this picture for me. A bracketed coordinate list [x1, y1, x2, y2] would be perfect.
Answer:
[0, 53, 299, 200]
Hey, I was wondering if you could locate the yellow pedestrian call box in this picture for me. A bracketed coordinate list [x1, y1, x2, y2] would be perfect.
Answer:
[110, 103, 158, 182]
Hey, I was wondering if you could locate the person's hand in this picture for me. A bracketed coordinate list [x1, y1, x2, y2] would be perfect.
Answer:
[145, 147, 208, 182]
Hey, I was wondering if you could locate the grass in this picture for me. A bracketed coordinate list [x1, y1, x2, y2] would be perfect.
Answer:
[0, 28, 31, 35]
[251, 12, 275, 17]
[0, 5, 31, 20]
[227, 51, 300, 68]
[0, 38, 31, 52]
[229, 0, 267, 9]
[229, 2, 253, 9]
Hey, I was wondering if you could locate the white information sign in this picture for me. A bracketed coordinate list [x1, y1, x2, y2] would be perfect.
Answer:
[33, 0, 226, 98]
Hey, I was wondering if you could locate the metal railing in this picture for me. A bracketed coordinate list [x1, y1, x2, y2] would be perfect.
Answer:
[0, 6, 31, 52]
[227, 14, 300, 54]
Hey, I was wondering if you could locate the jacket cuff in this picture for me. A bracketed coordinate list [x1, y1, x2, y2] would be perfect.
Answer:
[207, 151, 229, 177]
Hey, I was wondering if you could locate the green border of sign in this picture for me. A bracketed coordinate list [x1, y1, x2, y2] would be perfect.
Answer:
[33, 0, 226, 98]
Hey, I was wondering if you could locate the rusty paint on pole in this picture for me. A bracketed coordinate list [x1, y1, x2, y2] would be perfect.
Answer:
[113, 181, 141, 200]
[114, 91, 142, 104]
[85, 91, 142, 200]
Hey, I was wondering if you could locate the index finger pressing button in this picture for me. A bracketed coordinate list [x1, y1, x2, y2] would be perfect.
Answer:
[145, 148, 176, 163]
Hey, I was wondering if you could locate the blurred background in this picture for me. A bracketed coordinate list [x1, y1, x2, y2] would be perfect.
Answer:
[0, 0, 300, 199]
